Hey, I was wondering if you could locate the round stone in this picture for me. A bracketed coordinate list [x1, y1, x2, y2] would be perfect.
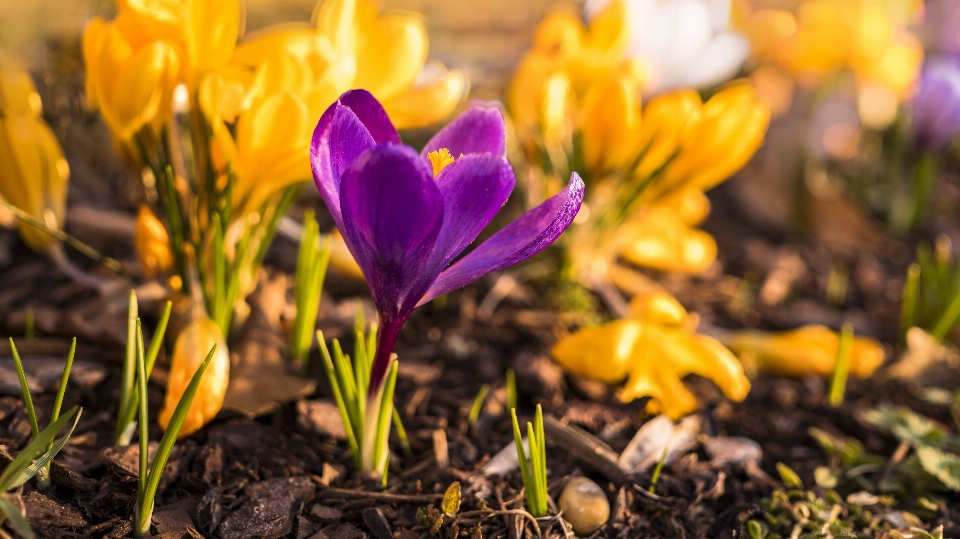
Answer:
[558, 477, 610, 536]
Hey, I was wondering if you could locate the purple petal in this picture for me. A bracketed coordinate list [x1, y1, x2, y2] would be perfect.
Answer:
[418, 172, 584, 305]
[410, 154, 516, 300]
[421, 105, 507, 159]
[311, 90, 400, 229]
[340, 144, 444, 316]
[339, 90, 402, 145]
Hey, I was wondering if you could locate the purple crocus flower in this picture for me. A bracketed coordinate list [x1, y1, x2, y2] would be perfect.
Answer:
[912, 55, 960, 150]
[311, 90, 584, 393]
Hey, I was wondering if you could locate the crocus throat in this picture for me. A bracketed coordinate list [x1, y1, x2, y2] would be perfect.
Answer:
[427, 148, 455, 177]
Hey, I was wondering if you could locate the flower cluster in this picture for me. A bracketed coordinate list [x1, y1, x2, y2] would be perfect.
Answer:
[508, 0, 769, 417]
[509, 0, 770, 286]
[741, 0, 924, 128]
[83, 0, 466, 436]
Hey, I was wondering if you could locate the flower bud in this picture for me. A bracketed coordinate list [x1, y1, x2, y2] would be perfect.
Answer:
[134, 205, 174, 278]
[158, 318, 230, 438]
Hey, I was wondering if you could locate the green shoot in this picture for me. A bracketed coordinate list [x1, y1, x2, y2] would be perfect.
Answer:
[506, 369, 517, 412]
[828, 323, 854, 406]
[649, 446, 668, 493]
[134, 316, 218, 538]
[900, 263, 920, 342]
[0, 406, 80, 539]
[511, 405, 548, 517]
[24, 308, 34, 340]
[903, 237, 960, 343]
[392, 408, 412, 457]
[468, 384, 490, 426]
[9, 339, 40, 441]
[116, 292, 172, 446]
[9, 337, 77, 489]
[316, 327, 399, 483]
[825, 263, 848, 307]
[292, 209, 332, 373]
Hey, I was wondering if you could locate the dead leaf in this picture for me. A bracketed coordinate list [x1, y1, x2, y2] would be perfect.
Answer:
[618, 415, 700, 472]
[222, 272, 315, 417]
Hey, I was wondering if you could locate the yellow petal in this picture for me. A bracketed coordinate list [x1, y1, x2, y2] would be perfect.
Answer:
[231, 23, 323, 70]
[576, 73, 643, 175]
[312, 0, 357, 56]
[135, 205, 173, 278]
[621, 359, 699, 419]
[618, 206, 717, 274]
[581, 0, 630, 61]
[381, 68, 466, 129]
[633, 90, 702, 181]
[158, 318, 230, 438]
[658, 82, 770, 193]
[355, 12, 427, 100]
[627, 291, 688, 327]
[185, 0, 241, 81]
[551, 319, 644, 384]
[116, 0, 184, 46]
[0, 67, 69, 253]
[0, 57, 42, 117]
[233, 92, 311, 213]
[727, 325, 886, 378]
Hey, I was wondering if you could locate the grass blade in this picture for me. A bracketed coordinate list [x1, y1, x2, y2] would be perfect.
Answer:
[116, 291, 138, 444]
[828, 322, 854, 406]
[468, 384, 490, 426]
[9, 339, 39, 440]
[317, 331, 359, 459]
[12, 410, 82, 488]
[0, 497, 34, 539]
[0, 407, 78, 491]
[136, 321, 149, 509]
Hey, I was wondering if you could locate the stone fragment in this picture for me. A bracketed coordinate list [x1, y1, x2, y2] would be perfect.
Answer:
[558, 477, 610, 536]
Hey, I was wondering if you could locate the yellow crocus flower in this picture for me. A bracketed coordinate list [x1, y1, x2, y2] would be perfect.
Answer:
[82, 13, 180, 144]
[83, 0, 241, 152]
[727, 325, 885, 379]
[231, 0, 464, 130]
[134, 205, 174, 279]
[552, 291, 750, 419]
[158, 317, 230, 438]
[0, 57, 69, 253]
[617, 189, 717, 274]
[653, 82, 770, 197]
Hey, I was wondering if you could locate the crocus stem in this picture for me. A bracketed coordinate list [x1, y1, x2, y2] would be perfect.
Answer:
[370, 316, 402, 396]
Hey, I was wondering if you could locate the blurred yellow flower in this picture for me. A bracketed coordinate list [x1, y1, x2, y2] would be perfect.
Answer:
[740, 0, 923, 126]
[230, 0, 466, 130]
[509, 2, 769, 292]
[158, 317, 230, 438]
[552, 291, 751, 419]
[727, 325, 885, 378]
[0, 56, 69, 253]
[134, 205, 174, 278]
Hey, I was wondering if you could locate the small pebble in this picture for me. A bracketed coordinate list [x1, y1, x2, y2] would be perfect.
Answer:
[558, 477, 609, 536]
